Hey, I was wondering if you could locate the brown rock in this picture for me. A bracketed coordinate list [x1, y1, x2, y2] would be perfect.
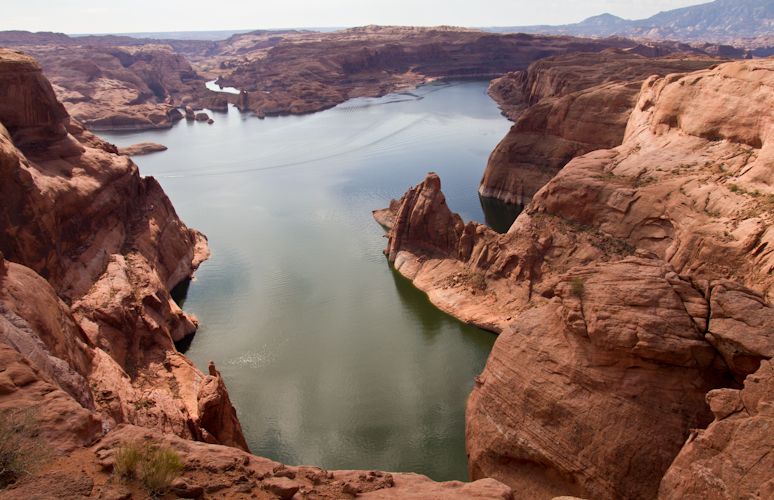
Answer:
[170, 478, 204, 498]
[358, 475, 513, 500]
[184, 105, 195, 120]
[0, 472, 93, 500]
[116, 142, 167, 156]
[384, 172, 465, 263]
[0, 344, 102, 453]
[466, 258, 728, 500]
[480, 50, 728, 204]
[0, 261, 95, 410]
[0, 48, 247, 450]
[0, 44, 206, 131]
[194, 112, 209, 121]
[705, 280, 774, 380]
[378, 57, 774, 500]
[197, 361, 250, 452]
[263, 477, 300, 499]
[659, 360, 774, 500]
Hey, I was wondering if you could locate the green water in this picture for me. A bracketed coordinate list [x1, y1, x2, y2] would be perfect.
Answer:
[99, 80, 512, 481]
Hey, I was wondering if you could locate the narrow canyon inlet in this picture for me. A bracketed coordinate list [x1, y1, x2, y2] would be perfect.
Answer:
[100, 80, 513, 481]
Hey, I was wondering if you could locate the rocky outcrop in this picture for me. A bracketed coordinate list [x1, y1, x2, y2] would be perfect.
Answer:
[659, 360, 774, 500]
[377, 57, 774, 499]
[0, 42, 211, 130]
[215, 25, 731, 118]
[116, 142, 167, 155]
[0, 48, 244, 450]
[480, 50, 729, 204]
[197, 361, 249, 451]
[466, 257, 733, 500]
[0, 424, 514, 500]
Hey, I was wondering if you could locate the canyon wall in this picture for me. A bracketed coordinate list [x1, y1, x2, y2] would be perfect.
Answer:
[377, 57, 774, 499]
[2, 26, 744, 126]
[0, 48, 246, 452]
[480, 49, 730, 205]
[0, 43, 208, 130]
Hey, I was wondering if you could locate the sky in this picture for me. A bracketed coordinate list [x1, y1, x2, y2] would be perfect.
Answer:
[4, 0, 710, 35]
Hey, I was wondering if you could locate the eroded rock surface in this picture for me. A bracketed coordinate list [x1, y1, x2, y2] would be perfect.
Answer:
[117, 142, 167, 155]
[0, 48, 244, 450]
[7, 424, 512, 500]
[480, 49, 729, 204]
[0, 42, 209, 130]
[377, 57, 774, 499]
[659, 360, 774, 500]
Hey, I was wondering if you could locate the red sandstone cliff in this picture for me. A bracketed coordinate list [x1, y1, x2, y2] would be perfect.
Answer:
[480, 49, 730, 205]
[376, 57, 774, 499]
[0, 41, 213, 130]
[0, 48, 246, 452]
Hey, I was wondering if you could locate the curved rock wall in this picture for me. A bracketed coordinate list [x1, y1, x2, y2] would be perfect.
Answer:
[0, 48, 245, 452]
[480, 50, 730, 205]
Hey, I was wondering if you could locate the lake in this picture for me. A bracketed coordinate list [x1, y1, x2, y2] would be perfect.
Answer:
[100, 79, 513, 482]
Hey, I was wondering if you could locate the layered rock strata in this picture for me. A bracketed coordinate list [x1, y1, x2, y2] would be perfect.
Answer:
[0, 48, 246, 451]
[659, 360, 774, 499]
[0, 42, 212, 130]
[376, 58, 774, 499]
[0, 27, 749, 126]
[207, 26, 735, 118]
[480, 49, 729, 204]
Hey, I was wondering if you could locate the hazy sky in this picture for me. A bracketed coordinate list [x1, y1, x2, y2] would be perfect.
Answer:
[6, 0, 710, 35]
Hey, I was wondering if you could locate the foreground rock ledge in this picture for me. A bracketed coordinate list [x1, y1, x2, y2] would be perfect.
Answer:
[0, 424, 515, 500]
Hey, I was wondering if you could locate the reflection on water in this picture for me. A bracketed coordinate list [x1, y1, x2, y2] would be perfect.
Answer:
[479, 195, 524, 233]
[99, 80, 510, 482]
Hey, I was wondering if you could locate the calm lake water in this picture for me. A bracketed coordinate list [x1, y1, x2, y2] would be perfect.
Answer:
[100, 80, 512, 482]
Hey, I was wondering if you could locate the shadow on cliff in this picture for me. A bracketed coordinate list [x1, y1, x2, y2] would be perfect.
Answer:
[479, 194, 523, 233]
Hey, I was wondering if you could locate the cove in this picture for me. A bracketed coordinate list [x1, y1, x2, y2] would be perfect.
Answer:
[99, 80, 513, 482]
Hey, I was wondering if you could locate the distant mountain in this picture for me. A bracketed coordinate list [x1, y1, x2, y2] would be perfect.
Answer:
[481, 0, 774, 45]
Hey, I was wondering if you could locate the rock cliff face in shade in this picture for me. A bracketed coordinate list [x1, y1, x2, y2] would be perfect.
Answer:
[659, 360, 774, 500]
[0, 48, 245, 452]
[0, 42, 210, 130]
[480, 49, 729, 205]
[376, 58, 774, 499]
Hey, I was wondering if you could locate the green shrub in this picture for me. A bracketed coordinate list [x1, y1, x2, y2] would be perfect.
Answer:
[114, 441, 143, 478]
[0, 408, 50, 488]
[570, 277, 585, 297]
[114, 442, 183, 495]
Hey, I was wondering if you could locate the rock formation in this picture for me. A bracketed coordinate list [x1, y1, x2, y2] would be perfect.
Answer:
[0, 48, 244, 451]
[377, 57, 774, 499]
[0, 26, 753, 128]
[0, 424, 514, 500]
[0, 40, 213, 130]
[659, 360, 774, 499]
[116, 142, 167, 155]
[0, 45, 519, 500]
[480, 49, 729, 204]
[219, 26, 740, 118]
